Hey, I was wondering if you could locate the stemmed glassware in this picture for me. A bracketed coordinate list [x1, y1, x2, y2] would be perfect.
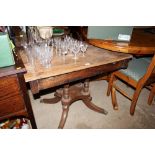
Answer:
[52, 35, 88, 60]
[80, 42, 88, 57]
[22, 33, 89, 70]
[72, 43, 80, 59]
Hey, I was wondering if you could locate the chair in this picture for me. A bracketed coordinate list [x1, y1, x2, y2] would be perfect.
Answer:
[107, 54, 155, 115]
[148, 83, 155, 105]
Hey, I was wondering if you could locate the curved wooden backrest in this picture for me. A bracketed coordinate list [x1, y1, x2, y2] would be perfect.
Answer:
[142, 54, 155, 85]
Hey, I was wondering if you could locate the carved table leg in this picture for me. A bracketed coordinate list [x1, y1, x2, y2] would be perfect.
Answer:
[58, 105, 69, 129]
[58, 85, 70, 129]
[82, 79, 108, 115]
[40, 90, 61, 104]
[41, 80, 108, 129]
[83, 98, 108, 115]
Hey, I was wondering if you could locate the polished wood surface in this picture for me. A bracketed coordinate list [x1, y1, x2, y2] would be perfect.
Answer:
[0, 75, 26, 118]
[20, 45, 132, 83]
[0, 54, 37, 128]
[84, 28, 155, 55]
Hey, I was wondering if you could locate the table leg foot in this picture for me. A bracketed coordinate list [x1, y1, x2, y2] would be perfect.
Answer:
[40, 91, 61, 104]
[58, 105, 69, 129]
[40, 96, 61, 104]
[83, 98, 108, 115]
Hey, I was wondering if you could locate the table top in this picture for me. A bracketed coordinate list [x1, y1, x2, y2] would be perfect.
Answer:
[84, 28, 155, 55]
[19, 45, 132, 82]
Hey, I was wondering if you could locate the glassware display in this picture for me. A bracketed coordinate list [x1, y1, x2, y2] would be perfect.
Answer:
[52, 35, 88, 59]
[22, 33, 88, 70]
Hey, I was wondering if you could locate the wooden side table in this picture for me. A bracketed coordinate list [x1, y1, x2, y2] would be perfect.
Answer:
[20, 45, 132, 128]
[0, 53, 37, 129]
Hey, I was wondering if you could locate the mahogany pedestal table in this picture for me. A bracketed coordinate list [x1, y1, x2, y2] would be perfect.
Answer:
[19, 45, 132, 128]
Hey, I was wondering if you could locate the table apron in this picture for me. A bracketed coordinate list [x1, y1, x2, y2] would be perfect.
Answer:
[29, 59, 129, 94]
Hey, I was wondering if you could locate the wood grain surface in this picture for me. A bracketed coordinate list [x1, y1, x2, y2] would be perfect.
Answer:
[20, 45, 132, 82]
[84, 28, 155, 55]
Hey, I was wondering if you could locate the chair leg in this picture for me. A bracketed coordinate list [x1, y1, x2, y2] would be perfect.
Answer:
[107, 73, 115, 96]
[130, 86, 143, 115]
[111, 86, 118, 110]
[148, 85, 155, 105]
[107, 73, 118, 110]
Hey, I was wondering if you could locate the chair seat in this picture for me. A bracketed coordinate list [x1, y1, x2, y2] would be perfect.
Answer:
[120, 57, 151, 81]
[142, 56, 152, 63]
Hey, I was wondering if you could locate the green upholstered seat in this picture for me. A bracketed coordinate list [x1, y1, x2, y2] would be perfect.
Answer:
[141, 56, 152, 63]
[120, 57, 151, 81]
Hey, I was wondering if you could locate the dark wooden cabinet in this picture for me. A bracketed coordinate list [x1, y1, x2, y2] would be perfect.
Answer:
[0, 53, 37, 129]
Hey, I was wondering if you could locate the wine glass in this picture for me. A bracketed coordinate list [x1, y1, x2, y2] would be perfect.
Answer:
[80, 42, 88, 57]
[72, 45, 80, 59]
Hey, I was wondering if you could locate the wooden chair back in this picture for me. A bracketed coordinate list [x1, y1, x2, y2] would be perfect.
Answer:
[107, 54, 155, 115]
